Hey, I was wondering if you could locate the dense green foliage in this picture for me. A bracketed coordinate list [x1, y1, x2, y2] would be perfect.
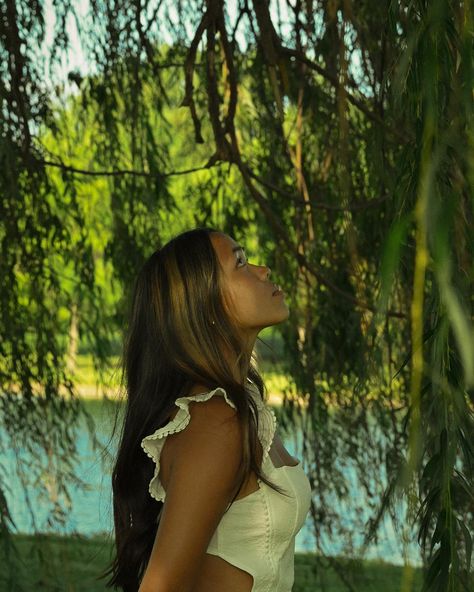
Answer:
[1, 1, 473, 590]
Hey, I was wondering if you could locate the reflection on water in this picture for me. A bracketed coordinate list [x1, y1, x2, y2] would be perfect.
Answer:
[1, 398, 422, 566]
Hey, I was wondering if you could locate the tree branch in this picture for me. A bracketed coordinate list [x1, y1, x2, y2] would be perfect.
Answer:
[37, 158, 221, 178]
[248, 167, 389, 212]
[227, 146, 406, 318]
[204, 0, 233, 164]
[250, 0, 412, 144]
[280, 45, 411, 144]
[181, 8, 209, 143]
[4, 0, 32, 154]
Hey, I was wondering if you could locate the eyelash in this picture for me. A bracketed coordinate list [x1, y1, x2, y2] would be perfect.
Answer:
[237, 255, 249, 266]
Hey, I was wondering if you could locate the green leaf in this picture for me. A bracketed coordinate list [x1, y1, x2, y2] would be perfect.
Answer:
[458, 518, 472, 573]
[376, 213, 412, 317]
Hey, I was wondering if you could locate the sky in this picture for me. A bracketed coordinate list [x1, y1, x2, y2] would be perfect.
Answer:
[42, 0, 268, 85]
[41, 0, 365, 97]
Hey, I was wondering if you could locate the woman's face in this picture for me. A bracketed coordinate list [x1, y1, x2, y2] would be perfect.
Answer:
[210, 232, 289, 334]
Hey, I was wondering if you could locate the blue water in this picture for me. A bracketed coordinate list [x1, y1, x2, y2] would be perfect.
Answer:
[1, 399, 423, 567]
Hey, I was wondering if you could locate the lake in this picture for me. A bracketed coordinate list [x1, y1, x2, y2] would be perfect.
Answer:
[1, 397, 423, 567]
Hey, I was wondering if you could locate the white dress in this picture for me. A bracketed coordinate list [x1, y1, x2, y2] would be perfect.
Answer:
[141, 380, 312, 592]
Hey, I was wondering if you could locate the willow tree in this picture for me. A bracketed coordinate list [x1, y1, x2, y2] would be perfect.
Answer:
[1, 1, 473, 591]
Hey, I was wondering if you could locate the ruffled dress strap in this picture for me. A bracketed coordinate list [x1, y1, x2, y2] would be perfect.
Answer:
[246, 379, 277, 468]
[140, 387, 237, 502]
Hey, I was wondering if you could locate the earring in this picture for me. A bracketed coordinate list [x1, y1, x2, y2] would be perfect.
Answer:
[211, 320, 216, 325]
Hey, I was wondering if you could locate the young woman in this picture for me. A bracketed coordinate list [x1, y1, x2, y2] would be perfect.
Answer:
[102, 227, 312, 592]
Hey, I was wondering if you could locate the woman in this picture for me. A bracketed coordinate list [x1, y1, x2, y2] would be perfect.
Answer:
[101, 227, 312, 592]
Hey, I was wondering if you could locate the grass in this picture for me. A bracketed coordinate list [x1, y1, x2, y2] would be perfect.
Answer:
[69, 353, 293, 404]
[69, 353, 408, 411]
[0, 533, 425, 592]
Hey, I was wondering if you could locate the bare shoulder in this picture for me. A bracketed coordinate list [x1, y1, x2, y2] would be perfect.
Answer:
[184, 390, 238, 428]
[168, 391, 241, 468]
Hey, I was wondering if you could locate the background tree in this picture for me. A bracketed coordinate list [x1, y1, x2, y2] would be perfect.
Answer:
[0, 1, 472, 590]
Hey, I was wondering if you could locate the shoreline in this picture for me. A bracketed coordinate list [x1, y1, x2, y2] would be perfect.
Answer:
[69, 384, 410, 411]
[9, 531, 425, 569]
[73, 383, 287, 407]
[2, 382, 411, 411]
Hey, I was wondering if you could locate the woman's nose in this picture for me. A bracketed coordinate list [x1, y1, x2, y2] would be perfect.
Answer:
[265, 266, 271, 279]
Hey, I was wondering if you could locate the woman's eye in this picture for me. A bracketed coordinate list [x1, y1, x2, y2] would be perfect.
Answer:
[237, 255, 248, 266]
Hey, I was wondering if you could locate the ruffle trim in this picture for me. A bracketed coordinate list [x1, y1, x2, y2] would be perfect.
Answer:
[140, 383, 276, 502]
[141, 387, 235, 502]
[246, 380, 277, 467]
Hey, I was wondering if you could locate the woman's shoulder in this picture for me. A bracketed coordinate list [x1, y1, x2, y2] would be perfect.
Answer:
[144, 386, 237, 441]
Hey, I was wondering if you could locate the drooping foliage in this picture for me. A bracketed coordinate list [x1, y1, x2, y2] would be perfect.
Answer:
[0, 1, 472, 590]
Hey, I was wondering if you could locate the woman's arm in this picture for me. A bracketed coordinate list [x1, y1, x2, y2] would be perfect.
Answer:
[138, 395, 243, 592]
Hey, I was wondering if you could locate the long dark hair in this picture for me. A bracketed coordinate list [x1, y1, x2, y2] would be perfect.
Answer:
[99, 227, 288, 591]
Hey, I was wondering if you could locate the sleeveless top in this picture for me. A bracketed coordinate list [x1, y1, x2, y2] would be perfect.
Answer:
[140, 380, 312, 592]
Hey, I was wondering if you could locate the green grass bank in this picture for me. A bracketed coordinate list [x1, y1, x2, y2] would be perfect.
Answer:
[1, 533, 424, 592]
